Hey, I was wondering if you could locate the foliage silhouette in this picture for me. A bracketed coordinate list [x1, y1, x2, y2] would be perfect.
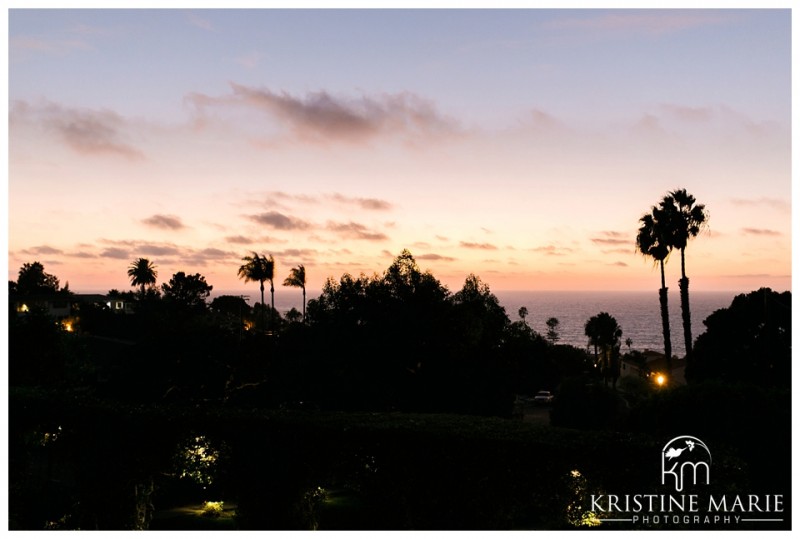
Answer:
[659, 188, 708, 358]
[688, 288, 791, 388]
[636, 206, 673, 367]
[545, 317, 560, 344]
[584, 312, 622, 388]
[128, 258, 158, 298]
[238, 252, 275, 330]
[161, 271, 213, 313]
[15, 261, 64, 295]
[283, 264, 307, 322]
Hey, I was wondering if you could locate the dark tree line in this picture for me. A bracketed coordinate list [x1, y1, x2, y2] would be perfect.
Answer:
[281, 250, 588, 415]
[9, 252, 597, 416]
[10, 249, 790, 416]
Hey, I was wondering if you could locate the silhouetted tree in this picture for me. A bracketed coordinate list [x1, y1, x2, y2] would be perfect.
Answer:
[636, 207, 673, 368]
[161, 271, 213, 312]
[15, 262, 62, 295]
[451, 274, 513, 414]
[660, 189, 708, 357]
[689, 288, 791, 388]
[210, 295, 251, 317]
[584, 312, 623, 388]
[283, 264, 307, 322]
[127, 258, 158, 298]
[238, 252, 274, 330]
[518, 306, 528, 322]
[285, 307, 303, 324]
[545, 317, 560, 344]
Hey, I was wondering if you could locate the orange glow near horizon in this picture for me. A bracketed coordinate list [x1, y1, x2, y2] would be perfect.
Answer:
[7, 10, 791, 300]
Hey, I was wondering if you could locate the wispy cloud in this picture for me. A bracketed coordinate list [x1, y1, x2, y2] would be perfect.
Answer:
[417, 253, 456, 262]
[70, 251, 97, 259]
[182, 247, 239, 266]
[591, 231, 629, 246]
[142, 214, 186, 230]
[742, 228, 782, 237]
[545, 11, 735, 38]
[137, 243, 184, 257]
[186, 83, 460, 144]
[225, 235, 256, 245]
[100, 247, 130, 260]
[255, 191, 393, 212]
[247, 211, 312, 231]
[660, 103, 714, 123]
[460, 241, 498, 250]
[329, 193, 393, 211]
[326, 221, 389, 241]
[530, 245, 572, 256]
[20, 245, 64, 256]
[11, 100, 145, 160]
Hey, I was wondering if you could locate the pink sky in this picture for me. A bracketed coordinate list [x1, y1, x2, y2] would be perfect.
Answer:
[6, 8, 792, 297]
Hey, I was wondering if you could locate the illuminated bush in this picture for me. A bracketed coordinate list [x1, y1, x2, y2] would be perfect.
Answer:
[175, 436, 220, 486]
[202, 501, 224, 518]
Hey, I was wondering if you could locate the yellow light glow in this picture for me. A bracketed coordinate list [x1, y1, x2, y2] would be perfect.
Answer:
[655, 374, 666, 386]
[201, 501, 224, 517]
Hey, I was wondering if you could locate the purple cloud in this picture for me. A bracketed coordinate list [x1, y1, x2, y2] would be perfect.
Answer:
[326, 221, 389, 241]
[12, 100, 144, 160]
[460, 241, 498, 250]
[187, 83, 460, 144]
[142, 214, 186, 230]
[248, 211, 312, 230]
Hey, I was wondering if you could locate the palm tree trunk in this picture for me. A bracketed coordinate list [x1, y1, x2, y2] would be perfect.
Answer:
[270, 282, 275, 330]
[658, 287, 673, 372]
[302, 287, 306, 322]
[658, 260, 673, 372]
[260, 282, 266, 331]
[679, 246, 693, 357]
[679, 275, 692, 356]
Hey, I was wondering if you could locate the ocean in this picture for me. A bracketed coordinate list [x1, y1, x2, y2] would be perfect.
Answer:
[493, 290, 737, 358]
[216, 288, 740, 358]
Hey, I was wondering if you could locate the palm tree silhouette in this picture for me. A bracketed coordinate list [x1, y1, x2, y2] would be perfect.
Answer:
[584, 312, 623, 388]
[660, 189, 708, 356]
[238, 252, 275, 330]
[127, 258, 157, 298]
[636, 207, 673, 369]
[283, 264, 307, 322]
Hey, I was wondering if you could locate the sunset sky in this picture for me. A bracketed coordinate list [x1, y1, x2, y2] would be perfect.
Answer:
[6, 5, 793, 298]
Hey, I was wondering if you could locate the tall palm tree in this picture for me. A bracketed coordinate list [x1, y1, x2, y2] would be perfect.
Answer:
[660, 189, 708, 356]
[264, 254, 276, 325]
[238, 252, 274, 330]
[127, 258, 157, 298]
[283, 264, 307, 322]
[636, 208, 673, 369]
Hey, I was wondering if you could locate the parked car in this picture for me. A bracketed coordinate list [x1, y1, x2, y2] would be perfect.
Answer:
[533, 390, 554, 405]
